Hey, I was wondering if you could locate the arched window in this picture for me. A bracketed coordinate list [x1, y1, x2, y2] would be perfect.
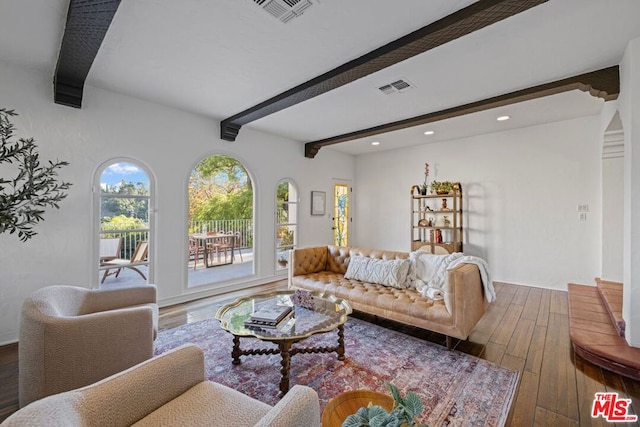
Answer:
[276, 179, 298, 271]
[96, 161, 152, 287]
[187, 155, 254, 287]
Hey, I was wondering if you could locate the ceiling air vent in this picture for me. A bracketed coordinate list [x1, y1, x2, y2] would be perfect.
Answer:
[378, 79, 414, 95]
[252, 0, 313, 23]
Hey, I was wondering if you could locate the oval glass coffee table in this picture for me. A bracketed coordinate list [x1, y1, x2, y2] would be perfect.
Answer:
[215, 289, 352, 396]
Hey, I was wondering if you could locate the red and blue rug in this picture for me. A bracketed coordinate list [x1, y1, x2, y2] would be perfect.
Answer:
[155, 317, 518, 426]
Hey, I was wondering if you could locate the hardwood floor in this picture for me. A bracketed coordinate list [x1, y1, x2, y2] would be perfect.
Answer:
[1, 281, 638, 425]
[0, 343, 18, 422]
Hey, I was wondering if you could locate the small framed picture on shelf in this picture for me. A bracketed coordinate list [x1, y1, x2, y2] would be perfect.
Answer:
[311, 191, 326, 215]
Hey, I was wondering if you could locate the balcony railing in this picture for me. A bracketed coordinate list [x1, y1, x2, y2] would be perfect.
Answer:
[100, 219, 253, 259]
[100, 227, 149, 259]
[188, 219, 253, 249]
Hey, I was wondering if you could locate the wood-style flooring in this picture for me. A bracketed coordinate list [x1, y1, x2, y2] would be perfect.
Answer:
[1, 281, 639, 425]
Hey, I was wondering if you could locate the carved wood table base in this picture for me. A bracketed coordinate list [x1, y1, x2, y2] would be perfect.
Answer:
[230, 324, 345, 396]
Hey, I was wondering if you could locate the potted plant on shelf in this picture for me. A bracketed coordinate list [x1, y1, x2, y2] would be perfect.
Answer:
[430, 181, 454, 195]
[417, 162, 430, 195]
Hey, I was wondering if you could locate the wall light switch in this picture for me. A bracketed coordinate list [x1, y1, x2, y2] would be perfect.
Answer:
[579, 212, 588, 221]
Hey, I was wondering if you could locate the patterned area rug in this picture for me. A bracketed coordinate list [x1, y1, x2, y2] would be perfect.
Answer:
[155, 317, 518, 426]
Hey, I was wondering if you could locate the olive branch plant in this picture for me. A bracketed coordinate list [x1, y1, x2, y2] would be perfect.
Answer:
[0, 108, 72, 242]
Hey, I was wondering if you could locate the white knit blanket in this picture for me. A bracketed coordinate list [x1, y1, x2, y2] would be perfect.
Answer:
[409, 252, 495, 303]
[409, 251, 463, 292]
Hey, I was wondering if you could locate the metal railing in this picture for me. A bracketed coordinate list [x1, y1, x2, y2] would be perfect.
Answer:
[100, 219, 253, 259]
[188, 219, 253, 249]
[100, 228, 149, 259]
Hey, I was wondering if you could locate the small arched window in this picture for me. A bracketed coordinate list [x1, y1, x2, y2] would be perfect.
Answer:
[97, 160, 152, 287]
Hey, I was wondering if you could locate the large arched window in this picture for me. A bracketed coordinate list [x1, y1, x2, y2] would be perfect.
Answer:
[187, 155, 254, 287]
[276, 179, 298, 271]
[96, 161, 153, 287]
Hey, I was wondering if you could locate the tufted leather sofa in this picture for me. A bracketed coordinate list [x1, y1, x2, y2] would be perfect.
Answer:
[289, 245, 487, 348]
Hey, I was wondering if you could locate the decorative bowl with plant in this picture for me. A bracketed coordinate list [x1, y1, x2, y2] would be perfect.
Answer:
[342, 382, 427, 427]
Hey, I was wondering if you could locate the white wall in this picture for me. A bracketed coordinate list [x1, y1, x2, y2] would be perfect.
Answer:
[355, 116, 603, 290]
[601, 136, 624, 282]
[619, 36, 640, 347]
[0, 61, 354, 344]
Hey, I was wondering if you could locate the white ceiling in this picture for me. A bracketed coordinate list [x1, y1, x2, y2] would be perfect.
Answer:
[1, 0, 639, 156]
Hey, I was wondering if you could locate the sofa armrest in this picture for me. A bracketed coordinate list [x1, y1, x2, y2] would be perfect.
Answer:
[448, 263, 486, 339]
[290, 247, 328, 278]
[254, 385, 321, 427]
[84, 284, 157, 313]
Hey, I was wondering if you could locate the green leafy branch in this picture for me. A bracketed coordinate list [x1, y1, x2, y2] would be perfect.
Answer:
[0, 108, 72, 242]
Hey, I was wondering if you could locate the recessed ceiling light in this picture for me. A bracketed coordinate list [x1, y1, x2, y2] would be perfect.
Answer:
[497, 115, 510, 121]
[371, 141, 380, 146]
[423, 130, 435, 135]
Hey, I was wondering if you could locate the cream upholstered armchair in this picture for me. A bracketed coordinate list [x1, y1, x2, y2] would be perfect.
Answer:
[18, 284, 158, 407]
[3, 344, 321, 427]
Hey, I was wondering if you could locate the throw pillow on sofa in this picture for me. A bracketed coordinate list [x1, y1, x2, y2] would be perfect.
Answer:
[344, 256, 411, 288]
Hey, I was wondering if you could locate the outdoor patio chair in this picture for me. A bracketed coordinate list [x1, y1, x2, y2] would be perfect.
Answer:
[234, 231, 244, 262]
[188, 237, 204, 270]
[205, 231, 222, 264]
[99, 237, 122, 263]
[207, 232, 234, 264]
[101, 241, 149, 283]
[217, 232, 235, 263]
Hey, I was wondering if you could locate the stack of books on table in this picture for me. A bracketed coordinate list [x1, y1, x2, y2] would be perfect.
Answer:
[244, 304, 294, 330]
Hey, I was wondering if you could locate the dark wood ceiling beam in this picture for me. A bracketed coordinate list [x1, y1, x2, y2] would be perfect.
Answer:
[304, 66, 619, 158]
[220, 0, 549, 141]
[54, 0, 121, 108]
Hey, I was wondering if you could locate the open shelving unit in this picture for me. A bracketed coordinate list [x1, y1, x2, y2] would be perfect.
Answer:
[410, 183, 463, 254]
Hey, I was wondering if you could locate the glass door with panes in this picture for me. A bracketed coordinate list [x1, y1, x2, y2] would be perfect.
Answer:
[333, 183, 349, 247]
[276, 180, 298, 271]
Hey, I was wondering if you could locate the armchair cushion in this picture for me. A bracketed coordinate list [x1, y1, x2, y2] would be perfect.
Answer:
[133, 382, 272, 426]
